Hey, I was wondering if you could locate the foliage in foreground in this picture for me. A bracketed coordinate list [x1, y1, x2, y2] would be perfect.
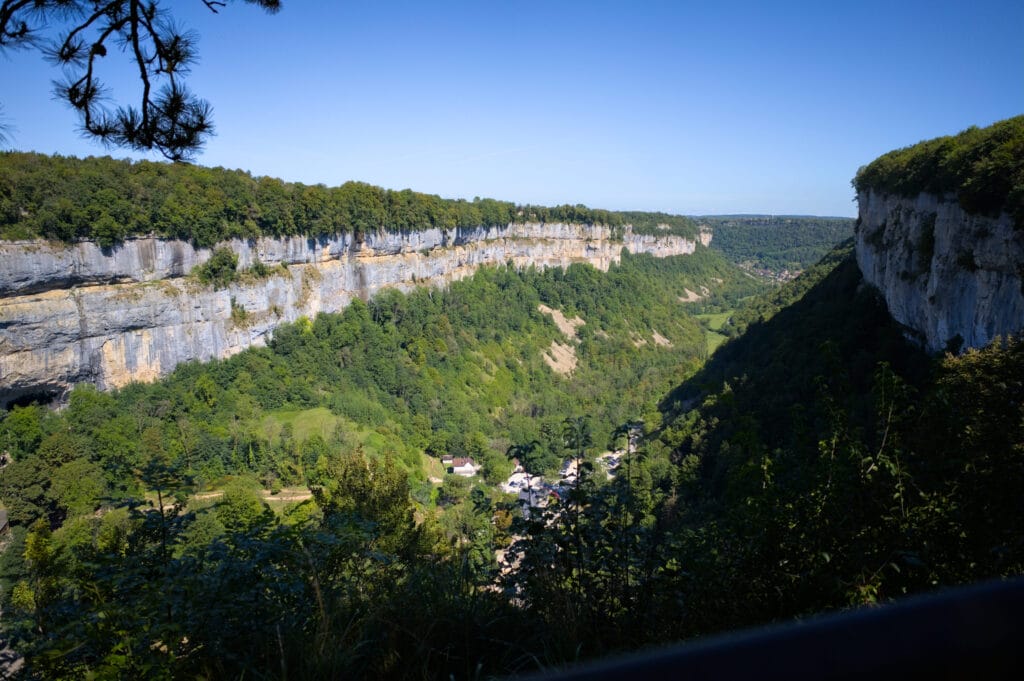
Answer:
[655, 247, 1023, 628]
[7, 329, 1019, 679]
[1, 243, 1021, 678]
[5, 449, 542, 679]
[0, 1, 282, 161]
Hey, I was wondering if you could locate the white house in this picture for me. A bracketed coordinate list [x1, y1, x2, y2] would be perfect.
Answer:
[451, 457, 479, 477]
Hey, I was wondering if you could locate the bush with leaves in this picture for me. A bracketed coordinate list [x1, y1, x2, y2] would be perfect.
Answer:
[193, 246, 239, 287]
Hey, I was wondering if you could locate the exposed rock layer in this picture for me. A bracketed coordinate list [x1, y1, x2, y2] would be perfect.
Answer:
[0, 223, 707, 405]
[855, 190, 1024, 352]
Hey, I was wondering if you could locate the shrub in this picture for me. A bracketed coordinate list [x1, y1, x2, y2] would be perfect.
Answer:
[194, 247, 238, 287]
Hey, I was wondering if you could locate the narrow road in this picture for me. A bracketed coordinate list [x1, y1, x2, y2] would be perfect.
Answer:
[192, 487, 313, 503]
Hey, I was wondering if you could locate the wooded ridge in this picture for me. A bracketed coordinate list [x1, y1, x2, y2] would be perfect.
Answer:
[0, 152, 699, 247]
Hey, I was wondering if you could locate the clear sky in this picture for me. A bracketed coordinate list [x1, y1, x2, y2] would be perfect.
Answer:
[1, 0, 1022, 217]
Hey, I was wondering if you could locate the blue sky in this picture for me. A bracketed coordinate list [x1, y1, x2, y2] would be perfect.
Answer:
[1, 0, 1021, 217]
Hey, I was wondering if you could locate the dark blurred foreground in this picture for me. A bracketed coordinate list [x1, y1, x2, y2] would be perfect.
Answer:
[533, 577, 1023, 681]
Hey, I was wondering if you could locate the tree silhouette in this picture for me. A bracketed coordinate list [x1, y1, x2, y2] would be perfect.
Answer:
[506, 441, 542, 512]
[562, 415, 593, 485]
[610, 418, 644, 487]
[0, 0, 281, 160]
[560, 416, 593, 606]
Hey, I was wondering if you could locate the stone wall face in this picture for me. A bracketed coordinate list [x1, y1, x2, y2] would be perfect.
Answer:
[0, 223, 705, 405]
[855, 190, 1024, 352]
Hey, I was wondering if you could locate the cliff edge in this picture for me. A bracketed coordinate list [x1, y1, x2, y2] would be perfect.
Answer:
[854, 189, 1024, 352]
[853, 116, 1024, 352]
[0, 223, 709, 406]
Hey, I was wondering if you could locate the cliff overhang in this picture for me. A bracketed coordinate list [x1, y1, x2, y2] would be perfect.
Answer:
[854, 189, 1024, 353]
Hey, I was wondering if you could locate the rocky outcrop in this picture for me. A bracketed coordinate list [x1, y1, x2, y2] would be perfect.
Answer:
[0, 223, 707, 405]
[855, 190, 1024, 352]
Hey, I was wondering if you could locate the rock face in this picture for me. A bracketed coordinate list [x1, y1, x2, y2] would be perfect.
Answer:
[0, 223, 707, 406]
[855, 190, 1024, 352]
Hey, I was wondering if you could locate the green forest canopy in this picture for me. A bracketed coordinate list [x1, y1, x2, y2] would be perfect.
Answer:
[700, 215, 853, 273]
[0, 247, 756, 523]
[0, 248, 764, 676]
[853, 115, 1024, 228]
[1, 121, 1022, 678]
[654, 242, 1023, 633]
[0, 152, 698, 247]
[2, 239, 1020, 679]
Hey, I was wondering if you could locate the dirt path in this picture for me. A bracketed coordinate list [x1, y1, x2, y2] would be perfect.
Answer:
[265, 489, 314, 502]
[191, 487, 313, 503]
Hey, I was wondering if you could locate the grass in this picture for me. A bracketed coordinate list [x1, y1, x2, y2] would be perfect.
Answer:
[262, 406, 430, 482]
[424, 455, 447, 481]
[705, 330, 729, 354]
[262, 407, 339, 443]
[696, 311, 732, 331]
[178, 481, 315, 513]
[262, 489, 315, 513]
[696, 311, 733, 355]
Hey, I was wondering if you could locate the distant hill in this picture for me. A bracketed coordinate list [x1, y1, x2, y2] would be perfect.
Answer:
[697, 214, 853, 278]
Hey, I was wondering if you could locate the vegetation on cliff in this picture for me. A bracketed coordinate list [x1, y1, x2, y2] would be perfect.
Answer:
[655, 245, 1023, 627]
[1, 123, 1021, 678]
[853, 115, 1024, 228]
[0, 152, 698, 247]
[1, 239, 1020, 678]
[0, 248, 768, 677]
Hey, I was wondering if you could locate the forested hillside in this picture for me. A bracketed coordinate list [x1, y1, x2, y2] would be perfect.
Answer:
[489, 244, 1018, 657]
[2, 227, 1018, 678]
[0, 247, 752, 508]
[653, 244, 1023, 629]
[701, 215, 853, 276]
[1, 125, 1021, 678]
[0, 245, 771, 677]
[0, 152, 697, 247]
[712, 241, 856, 339]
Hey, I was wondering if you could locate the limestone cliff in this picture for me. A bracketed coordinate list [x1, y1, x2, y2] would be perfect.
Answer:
[855, 190, 1024, 352]
[0, 223, 707, 405]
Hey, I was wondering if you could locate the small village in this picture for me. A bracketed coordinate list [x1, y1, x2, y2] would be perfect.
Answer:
[498, 453, 623, 512]
[440, 424, 640, 517]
